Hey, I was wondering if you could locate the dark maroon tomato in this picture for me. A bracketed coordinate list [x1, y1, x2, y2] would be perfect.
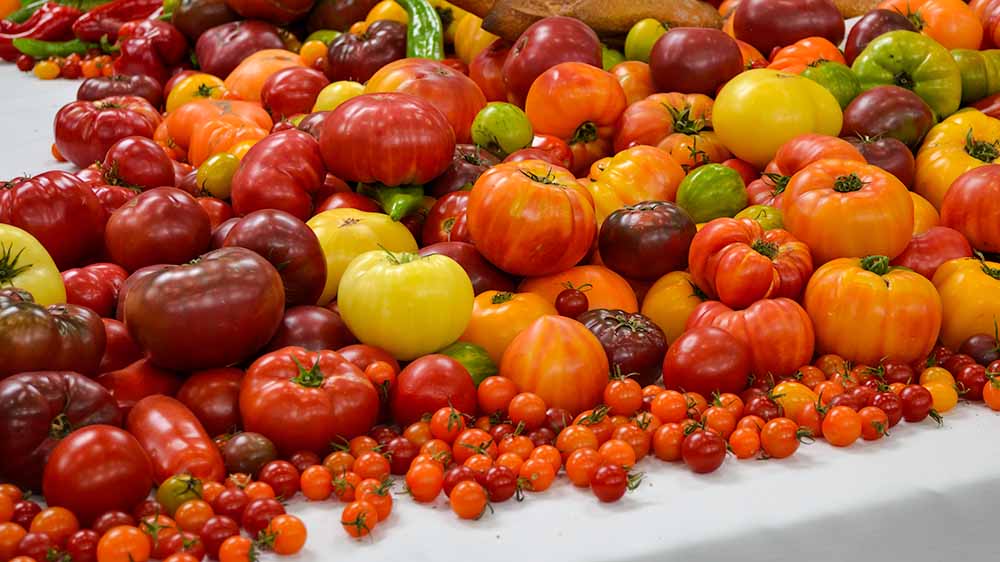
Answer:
[91, 511, 136, 536]
[176, 368, 244, 437]
[599, 201, 697, 280]
[842, 86, 935, 148]
[76, 74, 164, 107]
[662, 327, 751, 396]
[483, 465, 517, 502]
[0, 171, 106, 270]
[195, 20, 283, 77]
[225, 0, 312, 25]
[882, 361, 916, 385]
[211, 488, 249, 521]
[230, 130, 327, 222]
[385, 437, 419, 475]
[391, 355, 477, 426]
[847, 386, 876, 407]
[744, 395, 781, 421]
[501, 16, 602, 105]
[828, 392, 862, 411]
[132, 499, 165, 520]
[53, 96, 162, 170]
[307, 0, 378, 31]
[0, 372, 121, 490]
[843, 9, 917, 65]
[545, 407, 573, 433]
[429, 144, 501, 198]
[124, 247, 285, 371]
[199, 515, 240, 559]
[899, 384, 934, 422]
[527, 427, 555, 447]
[222, 209, 327, 306]
[15, 54, 34, 71]
[681, 429, 727, 474]
[733, 0, 844, 57]
[442, 466, 477, 497]
[872, 391, 903, 427]
[102, 136, 174, 190]
[555, 288, 589, 318]
[485, 423, 513, 444]
[289, 450, 322, 473]
[326, 19, 406, 83]
[844, 135, 915, 188]
[17, 531, 55, 560]
[956, 364, 989, 401]
[400, 212, 425, 245]
[65, 529, 100, 562]
[177, 169, 199, 195]
[578, 309, 667, 387]
[649, 28, 743, 96]
[160, 531, 205, 561]
[265, 305, 357, 352]
[262, 67, 330, 120]
[240, 498, 285, 537]
[99, 318, 143, 373]
[11, 500, 41, 529]
[891, 227, 974, 280]
[418, 242, 516, 295]
[942, 353, 977, 375]
[0, 289, 107, 378]
[423, 191, 472, 245]
[370, 425, 400, 446]
[296, 110, 329, 139]
[197, 197, 234, 231]
[314, 192, 382, 214]
[174, 161, 195, 189]
[257, 460, 300, 499]
[172, 0, 239, 41]
[62, 263, 128, 319]
[106, 187, 211, 272]
[960, 333, 1000, 367]
[211, 217, 241, 250]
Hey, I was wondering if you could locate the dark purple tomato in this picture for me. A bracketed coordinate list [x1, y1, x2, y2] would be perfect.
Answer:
[579, 309, 667, 387]
[598, 200, 697, 280]
[545, 407, 573, 434]
[733, 0, 845, 57]
[649, 28, 743, 96]
[385, 437, 419, 475]
[842, 86, 935, 148]
[195, 20, 283, 78]
[960, 333, 1000, 367]
[326, 19, 406, 83]
[240, 498, 286, 537]
[844, 135, 915, 188]
[200, 515, 240, 559]
[743, 395, 781, 421]
[265, 305, 357, 352]
[222, 432, 277, 476]
[77, 74, 164, 107]
[105, 187, 212, 272]
[418, 242, 516, 295]
[429, 144, 501, 198]
[257, 460, 300, 500]
[882, 361, 916, 385]
[843, 9, 917, 65]
[289, 450, 322, 473]
[442, 466, 477, 497]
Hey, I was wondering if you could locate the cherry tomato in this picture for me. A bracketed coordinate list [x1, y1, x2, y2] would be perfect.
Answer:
[760, 418, 803, 459]
[899, 384, 936, 423]
[322, 451, 356, 476]
[244, 482, 275, 500]
[430, 406, 468, 443]
[0, 495, 13, 524]
[97, 525, 150, 562]
[701, 406, 737, 439]
[240, 498, 284, 537]
[924, 383, 958, 413]
[452, 429, 497, 464]
[681, 430, 726, 473]
[172, 500, 213, 534]
[518, 458, 556, 492]
[508, 393, 547, 430]
[442, 466, 478, 497]
[651, 391, 688, 423]
[651, 423, 685, 461]
[356, 479, 393, 521]
[265, 514, 307, 555]
[353, 452, 391, 481]
[0, 523, 27, 562]
[332, 472, 361, 503]
[858, 406, 890, 441]
[406, 462, 444, 503]
[477, 376, 519, 415]
[729, 427, 761, 459]
[591, 464, 637, 503]
[92, 512, 136, 536]
[449, 481, 489, 519]
[341, 501, 378, 538]
[604, 377, 643, 416]
[65, 529, 100, 562]
[29, 506, 78, 547]
[298, 465, 333, 501]
[218, 535, 253, 562]
[822, 406, 862, 447]
[402, 422, 433, 446]
[598, 439, 637, 469]
[556, 425, 599, 459]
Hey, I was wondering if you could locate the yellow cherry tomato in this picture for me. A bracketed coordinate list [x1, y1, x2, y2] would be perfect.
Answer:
[166, 73, 225, 113]
[640, 271, 707, 345]
[924, 382, 958, 413]
[33, 60, 60, 80]
[299, 40, 328, 67]
[366, 0, 407, 25]
[0, 224, 66, 305]
[919, 367, 955, 387]
[312, 80, 365, 112]
[772, 381, 818, 421]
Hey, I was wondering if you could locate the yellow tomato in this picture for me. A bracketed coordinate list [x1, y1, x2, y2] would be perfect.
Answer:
[366, 0, 407, 25]
[772, 381, 818, 421]
[349, 21, 368, 34]
[461, 291, 557, 364]
[640, 271, 706, 345]
[915, 109, 1000, 209]
[585, 146, 685, 226]
[924, 382, 958, 413]
[735, 204, 784, 230]
[454, 14, 499, 64]
[312, 81, 365, 112]
[919, 367, 955, 387]
[910, 192, 939, 235]
[932, 257, 1000, 349]
[307, 209, 418, 305]
[166, 73, 225, 113]
[196, 153, 241, 199]
[338, 250, 474, 360]
[0, 224, 66, 305]
[299, 40, 328, 67]
[227, 139, 258, 160]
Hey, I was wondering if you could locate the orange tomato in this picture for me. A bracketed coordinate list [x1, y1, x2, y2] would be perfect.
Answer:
[878, 0, 983, 49]
[520, 265, 638, 313]
[526, 62, 627, 142]
[586, 145, 687, 225]
[614, 92, 729, 171]
[609, 61, 655, 105]
[223, 49, 305, 102]
[188, 115, 268, 167]
[163, 99, 272, 151]
[767, 37, 846, 74]
[772, 381, 819, 421]
[911, 192, 940, 235]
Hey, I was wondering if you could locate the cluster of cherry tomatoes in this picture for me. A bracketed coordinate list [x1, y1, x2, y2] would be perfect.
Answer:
[15, 52, 116, 80]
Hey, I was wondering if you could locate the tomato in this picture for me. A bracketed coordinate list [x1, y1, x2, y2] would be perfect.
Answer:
[163, 99, 272, 155]
[877, 0, 982, 50]
[771, 381, 818, 423]
[166, 74, 225, 113]
[681, 429, 726, 473]
[586, 147, 687, 227]
[759, 418, 803, 459]
[468, 161, 595, 277]
[822, 406, 863, 447]
[460, 291, 556, 365]
[624, 18, 669, 62]
[940, 165, 1000, 253]
[340, 501, 378, 538]
[768, 37, 845, 74]
[28, 507, 78, 548]
[500, 16, 602, 105]
[640, 272, 707, 345]
[176, 368, 243, 438]
[564, 448, 601, 486]
[984, 371, 1000, 411]
[106, 187, 211, 272]
[448, 480, 488, 519]
[891, 227, 974, 280]
[60, 263, 127, 319]
[519, 458, 555, 492]
[613, 93, 727, 173]
[915, 110, 1000, 210]
[265, 514, 306, 555]
[729, 427, 761, 459]
[650, 27, 743, 96]
[258, 67, 329, 120]
[610, 61, 655, 106]
[97, 526, 150, 562]
[748, 134, 865, 209]
[713, 69, 843, 168]
[526, 62, 626, 145]
[54, 96, 162, 169]
[312, 80, 365, 112]
[0, 224, 64, 307]
[933, 258, 1000, 350]
[521, 268, 636, 316]
[356, 478, 393, 520]
[124, 396, 225, 486]
[229, 130, 327, 222]
[218, 535, 253, 562]
[391, 355, 477, 427]
[241, 347, 378, 455]
[406, 461, 445, 503]
[662, 326, 751, 397]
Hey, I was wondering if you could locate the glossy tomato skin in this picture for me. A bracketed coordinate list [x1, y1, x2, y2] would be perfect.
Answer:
[222, 209, 327, 306]
[176, 368, 244, 438]
[422, 191, 472, 245]
[314, 192, 381, 214]
[105, 187, 212, 272]
[231, 130, 327, 221]
[649, 27, 743, 96]
[127, 395, 226, 484]
[77, 75, 164, 107]
[662, 326, 750, 396]
[265, 305, 357, 352]
[598, 201, 696, 280]
[195, 21, 282, 77]
[61, 263, 128, 319]
[681, 429, 727, 473]
[124, 247, 285, 371]
[241, 346, 379, 455]
[0, 289, 106, 378]
[842, 86, 935, 148]
[843, 9, 917, 65]
[0, 171, 106, 270]
[941, 165, 1000, 253]
[198, 197, 234, 230]
[99, 318, 143, 373]
[0, 372, 121, 491]
[418, 242, 516, 295]
[501, 16, 602, 105]
[891, 226, 973, 279]
[101, 136, 174, 190]
[261, 67, 330, 120]
[54, 96, 162, 169]
[42, 425, 153, 525]
[845, 135, 916, 188]
[469, 39, 511, 103]
[391, 354, 477, 426]
[579, 309, 668, 387]
[95, 358, 183, 418]
[733, 0, 845, 56]
[326, 20, 406, 83]
[428, 144, 501, 198]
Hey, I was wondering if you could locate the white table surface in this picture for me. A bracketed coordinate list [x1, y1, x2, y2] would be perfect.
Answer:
[3, 50, 1000, 562]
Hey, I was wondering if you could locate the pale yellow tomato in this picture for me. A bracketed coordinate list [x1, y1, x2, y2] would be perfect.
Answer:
[312, 81, 365, 112]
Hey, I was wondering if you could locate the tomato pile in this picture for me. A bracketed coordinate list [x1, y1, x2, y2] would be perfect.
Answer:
[4, 0, 1000, 559]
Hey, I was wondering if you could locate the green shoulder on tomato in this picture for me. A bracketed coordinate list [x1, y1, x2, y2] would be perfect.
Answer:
[951, 49, 1000, 106]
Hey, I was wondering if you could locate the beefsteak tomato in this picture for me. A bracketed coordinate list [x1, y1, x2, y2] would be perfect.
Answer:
[940, 164, 1000, 252]
[585, 146, 686, 226]
[914, 109, 1000, 209]
[53, 96, 162, 169]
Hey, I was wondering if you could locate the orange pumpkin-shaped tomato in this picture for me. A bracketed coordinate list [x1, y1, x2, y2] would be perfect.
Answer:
[783, 159, 914, 263]
[805, 255, 942, 365]
[746, 134, 866, 208]
[163, 99, 272, 152]
[188, 115, 269, 167]
[461, 291, 557, 364]
[614, 92, 730, 171]
[500, 315, 609, 415]
[878, 0, 983, 50]
[525, 62, 627, 143]
[911, 192, 940, 235]
[609, 61, 655, 106]
[767, 37, 846, 74]
[585, 145, 686, 225]
[224, 49, 305, 102]
[366, 58, 487, 144]
[519, 265, 639, 313]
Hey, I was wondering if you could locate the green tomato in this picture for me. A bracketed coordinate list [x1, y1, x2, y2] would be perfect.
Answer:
[801, 60, 860, 110]
[676, 164, 748, 223]
[438, 341, 497, 386]
[951, 48, 1000, 105]
[735, 205, 784, 230]
[624, 18, 668, 63]
[306, 29, 342, 45]
[602, 44, 625, 71]
[851, 30, 961, 119]
[156, 474, 203, 516]
[471, 102, 533, 158]
[196, 153, 240, 200]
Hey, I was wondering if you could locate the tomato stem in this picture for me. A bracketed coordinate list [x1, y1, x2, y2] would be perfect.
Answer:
[48, 413, 73, 439]
[0, 242, 32, 285]
[751, 239, 778, 260]
[892, 71, 915, 90]
[664, 104, 706, 136]
[860, 255, 891, 275]
[490, 291, 514, 305]
[290, 355, 325, 388]
[833, 173, 865, 193]
[762, 173, 789, 197]
[568, 122, 598, 146]
[964, 129, 1000, 163]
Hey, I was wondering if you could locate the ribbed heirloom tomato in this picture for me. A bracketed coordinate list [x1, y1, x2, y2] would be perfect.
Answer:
[914, 110, 1000, 209]
[746, 134, 865, 208]
[613, 93, 729, 171]
[525, 62, 626, 144]
[940, 165, 1000, 253]
[933, 257, 1000, 349]
[585, 146, 686, 226]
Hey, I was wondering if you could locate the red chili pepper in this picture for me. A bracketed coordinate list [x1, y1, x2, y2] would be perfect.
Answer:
[0, 2, 82, 62]
[71, 0, 162, 43]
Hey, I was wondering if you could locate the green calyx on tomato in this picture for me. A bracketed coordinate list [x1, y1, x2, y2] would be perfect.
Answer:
[48, 412, 73, 439]
[860, 255, 891, 275]
[569, 121, 598, 146]
[965, 129, 1000, 162]
[833, 173, 866, 192]
[290, 356, 326, 388]
[665, 104, 706, 135]
[0, 243, 31, 284]
[751, 239, 779, 259]
[490, 291, 514, 304]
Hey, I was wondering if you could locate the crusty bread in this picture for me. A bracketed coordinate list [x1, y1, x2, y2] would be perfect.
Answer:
[833, 0, 879, 18]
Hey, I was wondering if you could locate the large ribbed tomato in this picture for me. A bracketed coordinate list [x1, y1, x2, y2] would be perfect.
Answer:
[585, 145, 686, 226]
[746, 134, 865, 208]
[686, 298, 815, 378]
[782, 159, 914, 264]
[689, 218, 814, 309]
[500, 315, 609, 415]
[940, 165, 1000, 253]
[613, 93, 729, 171]
[467, 160, 596, 276]
[805, 256, 942, 365]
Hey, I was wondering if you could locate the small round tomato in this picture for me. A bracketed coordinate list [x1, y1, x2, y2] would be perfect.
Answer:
[556, 425, 599, 459]
[924, 383, 958, 413]
[518, 458, 556, 492]
[97, 526, 151, 562]
[477, 376, 519, 415]
[822, 406, 862, 447]
[729, 427, 761, 459]
[681, 430, 726, 473]
[652, 423, 685, 462]
[266, 514, 307, 555]
[452, 429, 497, 464]
[604, 377, 643, 416]
[507, 392, 547, 430]
[29, 506, 79, 547]
[597, 439, 637, 469]
[356, 479, 393, 521]
[701, 406, 737, 439]
[300, 465, 333, 501]
[650, 390, 688, 423]
[858, 406, 890, 441]
[218, 535, 252, 562]
[919, 367, 955, 387]
[353, 452, 390, 481]
[565, 448, 602, 486]
[340, 501, 378, 538]
[449, 481, 488, 520]
[900, 384, 935, 423]
[760, 418, 803, 459]
[172, 500, 213, 534]
[429, 406, 467, 443]
[406, 462, 444, 503]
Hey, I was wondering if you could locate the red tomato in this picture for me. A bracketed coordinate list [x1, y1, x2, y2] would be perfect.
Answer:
[126, 396, 225, 484]
[469, 39, 510, 103]
[176, 368, 244, 437]
[61, 263, 128, 318]
[53, 95, 162, 169]
[95, 358, 183, 417]
[941, 164, 1000, 253]
[681, 429, 727, 473]
[422, 191, 472, 245]
[101, 136, 175, 191]
[662, 327, 751, 396]
[390, 355, 477, 427]
[230, 130, 327, 222]
[891, 226, 974, 279]
[105, 187, 212, 272]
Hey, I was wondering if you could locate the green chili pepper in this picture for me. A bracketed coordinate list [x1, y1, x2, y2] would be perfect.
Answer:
[13, 37, 99, 58]
[361, 184, 426, 221]
[396, 0, 443, 60]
